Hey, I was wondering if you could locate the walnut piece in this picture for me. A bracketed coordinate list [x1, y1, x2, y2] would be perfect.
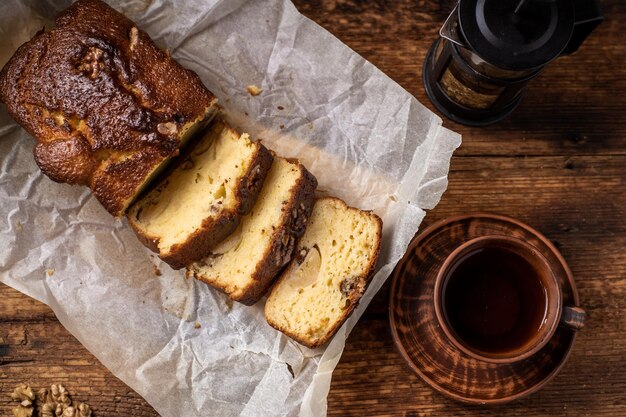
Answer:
[339, 275, 366, 298]
[77, 47, 105, 79]
[50, 384, 71, 406]
[10, 384, 35, 417]
[62, 405, 91, 417]
[40, 403, 55, 417]
[78, 403, 92, 417]
[157, 122, 178, 136]
[11, 384, 35, 402]
[10, 384, 92, 417]
[12, 406, 33, 417]
[37, 384, 91, 417]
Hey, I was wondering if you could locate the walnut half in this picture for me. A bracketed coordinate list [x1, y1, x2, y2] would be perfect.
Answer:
[10, 384, 35, 403]
[37, 385, 91, 417]
[10, 384, 34, 417]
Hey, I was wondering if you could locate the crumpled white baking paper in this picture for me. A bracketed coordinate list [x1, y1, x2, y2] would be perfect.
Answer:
[0, 0, 461, 416]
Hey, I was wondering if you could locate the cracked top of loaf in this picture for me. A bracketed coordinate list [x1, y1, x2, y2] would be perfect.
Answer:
[0, 0, 218, 216]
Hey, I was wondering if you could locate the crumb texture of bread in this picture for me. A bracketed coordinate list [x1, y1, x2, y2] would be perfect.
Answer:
[128, 121, 273, 269]
[0, 0, 217, 216]
[190, 157, 317, 305]
[265, 197, 382, 348]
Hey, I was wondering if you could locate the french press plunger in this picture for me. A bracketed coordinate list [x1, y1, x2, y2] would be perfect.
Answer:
[423, 0, 603, 126]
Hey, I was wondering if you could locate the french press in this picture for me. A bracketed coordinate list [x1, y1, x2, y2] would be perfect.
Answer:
[423, 0, 603, 126]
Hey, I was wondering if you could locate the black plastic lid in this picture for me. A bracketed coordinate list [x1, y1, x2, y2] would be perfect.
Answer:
[458, 0, 575, 71]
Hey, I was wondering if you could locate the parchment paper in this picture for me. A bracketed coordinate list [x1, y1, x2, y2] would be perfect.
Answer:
[0, 1, 461, 416]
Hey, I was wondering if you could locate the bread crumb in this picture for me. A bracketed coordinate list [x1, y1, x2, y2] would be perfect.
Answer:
[225, 299, 233, 310]
[246, 85, 263, 96]
[153, 265, 162, 276]
[129, 27, 138, 51]
[45, 269, 55, 277]
[15, 222, 23, 231]
[277, 105, 284, 110]
[194, 322, 201, 329]
[280, 124, 285, 129]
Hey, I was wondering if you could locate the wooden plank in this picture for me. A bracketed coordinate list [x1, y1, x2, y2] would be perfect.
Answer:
[329, 151, 626, 415]
[1, 151, 623, 415]
[0, 284, 159, 416]
[329, 320, 626, 417]
[295, 0, 626, 157]
[365, 154, 626, 317]
[1, 0, 625, 416]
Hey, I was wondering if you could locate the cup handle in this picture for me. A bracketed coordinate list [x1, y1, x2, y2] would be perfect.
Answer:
[561, 306, 586, 330]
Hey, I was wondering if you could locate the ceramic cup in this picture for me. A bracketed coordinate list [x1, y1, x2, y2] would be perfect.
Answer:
[434, 235, 586, 364]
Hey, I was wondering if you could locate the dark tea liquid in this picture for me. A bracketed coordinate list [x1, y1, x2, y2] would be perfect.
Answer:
[443, 247, 549, 355]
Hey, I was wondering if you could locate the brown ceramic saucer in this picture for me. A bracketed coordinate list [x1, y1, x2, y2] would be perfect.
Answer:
[389, 213, 581, 405]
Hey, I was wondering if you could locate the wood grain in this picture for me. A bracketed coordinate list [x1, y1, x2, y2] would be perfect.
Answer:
[1, 0, 625, 416]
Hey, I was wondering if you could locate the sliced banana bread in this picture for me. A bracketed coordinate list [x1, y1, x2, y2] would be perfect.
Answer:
[189, 157, 317, 305]
[127, 121, 273, 269]
[265, 197, 382, 348]
[0, 0, 218, 216]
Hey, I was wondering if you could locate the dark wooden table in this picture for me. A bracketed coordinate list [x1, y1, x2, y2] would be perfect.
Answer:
[1, 1, 624, 415]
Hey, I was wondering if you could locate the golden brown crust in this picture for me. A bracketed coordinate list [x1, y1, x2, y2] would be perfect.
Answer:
[265, 196, 383, 349]
[127, 216, 160, 253]
[0, 0, 217, 216]
[223, 162, 318, 305]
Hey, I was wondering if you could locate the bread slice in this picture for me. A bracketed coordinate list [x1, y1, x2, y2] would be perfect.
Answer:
[0, 0, 218, 216]
[127, 121, 273, 269]
[189, 158, 317, 305]
[265, 197, 382, 348]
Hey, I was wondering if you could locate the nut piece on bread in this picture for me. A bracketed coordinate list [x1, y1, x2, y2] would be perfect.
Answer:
[265, 197, 382, 348]
[127, 121, 273, 269]
[0, 0, 218, 216]
[190, 157, 317, 305]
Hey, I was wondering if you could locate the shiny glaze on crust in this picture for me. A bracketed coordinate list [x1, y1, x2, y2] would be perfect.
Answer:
[0, 0, 216, 215]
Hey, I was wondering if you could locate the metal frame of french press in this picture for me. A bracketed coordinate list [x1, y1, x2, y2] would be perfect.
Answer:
[423, 0, 604, 127]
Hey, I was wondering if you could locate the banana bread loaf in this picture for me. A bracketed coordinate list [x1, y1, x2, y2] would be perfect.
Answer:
[265, 197, 382, 348]
[128, 121, 273, 269]
[0, 0, 218, 216]
[190, 157, 317, 305]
